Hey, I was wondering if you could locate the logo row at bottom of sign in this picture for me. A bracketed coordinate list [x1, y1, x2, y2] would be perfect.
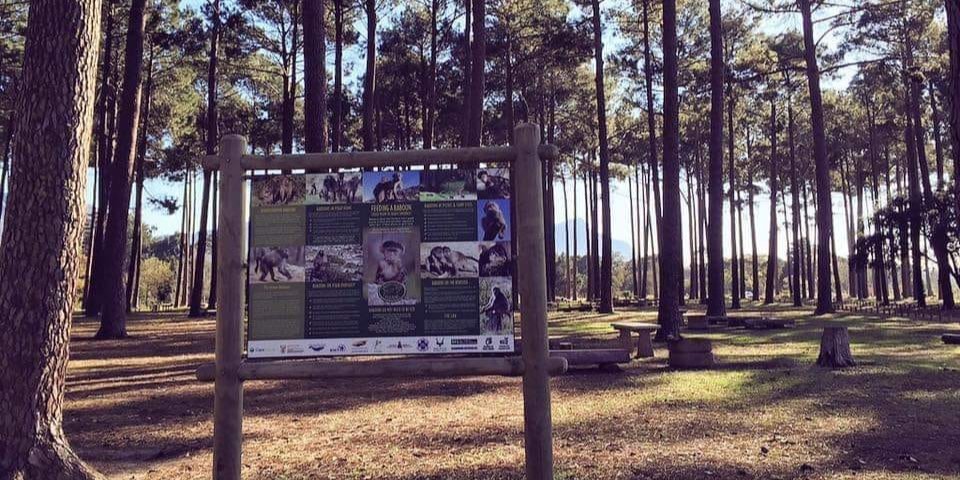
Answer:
[247, 335, 515, 358]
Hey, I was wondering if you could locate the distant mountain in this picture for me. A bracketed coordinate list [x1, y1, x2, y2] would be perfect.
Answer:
[554, 219, 633, 257]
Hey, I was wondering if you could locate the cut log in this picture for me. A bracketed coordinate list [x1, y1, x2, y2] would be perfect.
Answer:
[816, 326, 856, 368]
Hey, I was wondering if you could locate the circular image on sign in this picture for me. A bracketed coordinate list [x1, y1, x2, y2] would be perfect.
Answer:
[377, 280, 408, 303]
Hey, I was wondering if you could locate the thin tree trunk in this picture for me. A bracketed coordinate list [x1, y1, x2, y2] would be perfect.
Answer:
[0, 113, 12, 224]
[0, 0, 105, 474]
[655, 0, 682, 340]
[362, 0, 377, 150]
[641, 0, 662, 248]
[787, 95, 802, 307]
[572, 166, 578, 300]
[208, 172, 219, 309]
[727, 83, 740, 309]
[303, 0, 328, 153]
[333, 0, 344, 151]
[562, 171, 571, 298]
[641, 164, 650, 298]
[466, 0, 484, 146]
[125, 56, 152, 312]
[929, 80, 945, 190]
[592, 0, 613, 313]
[97, 0, 148, 337]
[687, 170, 698, 299]
[799, 0, 835, 314]
[764, 98, 779, 304]
[706, 0, 726, 318]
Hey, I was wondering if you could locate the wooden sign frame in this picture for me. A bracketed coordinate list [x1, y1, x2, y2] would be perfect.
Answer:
[195, 123, 566, 479]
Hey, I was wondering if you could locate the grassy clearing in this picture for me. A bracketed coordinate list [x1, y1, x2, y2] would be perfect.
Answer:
[65, 304, 960, 479]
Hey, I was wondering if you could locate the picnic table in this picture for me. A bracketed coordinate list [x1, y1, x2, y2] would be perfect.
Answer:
[611, 322, 659, 358]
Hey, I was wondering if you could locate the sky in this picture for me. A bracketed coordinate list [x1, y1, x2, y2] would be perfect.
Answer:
[61, 0, 872, 261]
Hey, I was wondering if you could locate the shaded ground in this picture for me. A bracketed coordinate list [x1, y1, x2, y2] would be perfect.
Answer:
[65, 304, 960, 479]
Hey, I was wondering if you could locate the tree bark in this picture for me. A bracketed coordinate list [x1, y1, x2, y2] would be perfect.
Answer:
[706, 0, 726, 318]
[591, 0, 613, 313]
[787, 95, 802, 307]
[303, 0, 328, 153]
[727, 83, 740, 309]
[362, 0, 377, 151]
[97, 0, 148, 337]
[0, 0, 105, 475]
[656, 0, 682, 340]
[799, 0, 834, 314]
[333, 0, 344, 151]
[816, 326, 856, 368]
[466, 0, 485, 146]
[0, 113, 12, 224]
[126, 56, 152, 312]
[188, 0, 221, 318]
[641, 0, 662, 251]
[948, 0, 960, 256]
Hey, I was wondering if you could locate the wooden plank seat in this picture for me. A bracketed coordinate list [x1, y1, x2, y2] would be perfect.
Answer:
[942, 334, 960, 345]
[551, 349, 631, 368]
[744, 317, 795, 329]
[611, 322, 659, 358]
[725, 314, 771, 328]
[684, 314, 710, 330]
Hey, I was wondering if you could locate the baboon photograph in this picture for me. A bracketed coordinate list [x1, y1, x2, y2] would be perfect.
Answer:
[479, 277, 513, 335]
[249, 246, 306, 283]
[419, 242, 479, 279]
[477, 199, 511, 242]
[478, 241, 512, 277]
[252, 175, 306, 207]
[306, 172, 362, 204]
[305, 245, 363, 283]
[476, 167, 510, 199]
[362, 171, 420, 203]
[419, 169, 477, 202]
[362, 229, 421, 305]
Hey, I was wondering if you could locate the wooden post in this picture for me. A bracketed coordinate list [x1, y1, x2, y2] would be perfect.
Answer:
[514, 123, 554, 479]
[213, 134, 247, 480]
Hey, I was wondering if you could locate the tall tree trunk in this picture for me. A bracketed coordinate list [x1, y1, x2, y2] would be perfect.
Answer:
[656, 0, 682, 340]
[590, 167, 600, 301]
[727, 83, 740, 309]
[641, 164, 650, 298]
[333, 0, 344, 151]
[802, 180, 815, 299]
[630, 175, 639, 297]
[787, 95, 802, 307]
[562, 171, 571, 298]
[189, 0, 221, 317]
[83, 0, 116, 316]
[208, 172, 219, 309]
[641, 0, 662, 249]
[125, 56, 152, 312]
[591, 0, 613, 313]
[0, 0, 104, 474]
[584, 170, 592, 301]
[904, 113, 926, 305]
[362, 0, 377, 151]
[687, 170, 698, 299]
[929, 80, 945, 190]
[424, 0, 438, 148]
[0, 113, 12, 224]
[303, 0, 328, 153]
[764, 98, 779, 304]
[706, 0, 726, 318]
[948, 0, 960, 263]
[572, 167, 578, 300]
[467, 0, 484, 146]
[799, 0, 834, 314]
[97, 0, 148, 338]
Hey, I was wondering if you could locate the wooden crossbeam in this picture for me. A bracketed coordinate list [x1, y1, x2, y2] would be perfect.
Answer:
[196, 356, 568, 382]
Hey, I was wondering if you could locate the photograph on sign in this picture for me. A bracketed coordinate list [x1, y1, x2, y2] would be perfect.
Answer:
[246, 168, 515, 358]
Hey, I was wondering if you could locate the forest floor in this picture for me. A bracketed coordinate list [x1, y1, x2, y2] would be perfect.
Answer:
[65, 303, 960, 480]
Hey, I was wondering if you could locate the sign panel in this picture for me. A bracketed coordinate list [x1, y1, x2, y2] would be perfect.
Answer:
[246, 167, 515, 358]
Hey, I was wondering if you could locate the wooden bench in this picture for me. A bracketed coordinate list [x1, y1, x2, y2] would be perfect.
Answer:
[551, 349, 631, 369]
[744, 317, 795, 329]
[685, 314, 710, 330]
[943, 334, 960, 345]
[611, 322, 659, 358]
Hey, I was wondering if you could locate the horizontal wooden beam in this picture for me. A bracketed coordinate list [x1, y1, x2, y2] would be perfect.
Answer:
[201, 145, 560, 171]
[196, 356, 568, 382]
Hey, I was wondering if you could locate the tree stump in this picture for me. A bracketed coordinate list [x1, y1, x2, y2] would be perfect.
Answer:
[816, 326, 856, 368]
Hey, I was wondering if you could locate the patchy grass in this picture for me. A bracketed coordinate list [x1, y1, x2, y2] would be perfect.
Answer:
[65, 304, 960, 479]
